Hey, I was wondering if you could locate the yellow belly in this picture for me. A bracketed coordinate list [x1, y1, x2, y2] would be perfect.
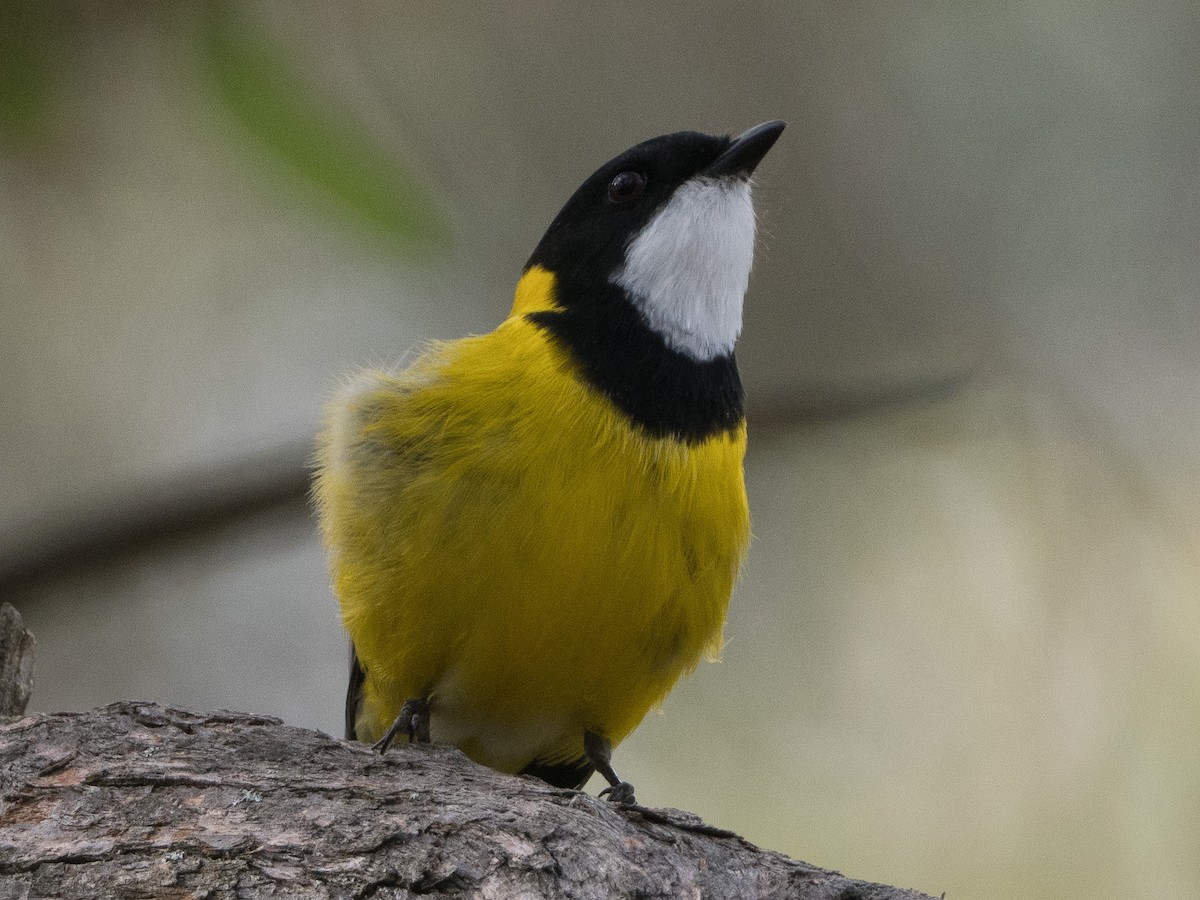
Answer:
[314, 312, 749, 772]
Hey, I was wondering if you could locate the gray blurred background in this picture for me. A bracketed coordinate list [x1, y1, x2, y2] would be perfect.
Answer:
[3, 2, 1199, 897]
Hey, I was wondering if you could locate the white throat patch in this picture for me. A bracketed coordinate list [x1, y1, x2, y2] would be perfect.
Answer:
[612, 177, 756, 362]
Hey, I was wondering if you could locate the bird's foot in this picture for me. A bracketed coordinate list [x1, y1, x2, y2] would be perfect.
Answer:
[599, 781, 637, 805]
[372, 697, 431, 753]
[584, 730, 637, 805]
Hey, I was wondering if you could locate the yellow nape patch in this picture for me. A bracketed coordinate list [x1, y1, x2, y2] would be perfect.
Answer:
[509, 265, 559, 315]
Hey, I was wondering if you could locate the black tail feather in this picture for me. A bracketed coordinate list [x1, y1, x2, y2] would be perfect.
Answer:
[520, 756, 595, 790]
[346, 646, 365, 741]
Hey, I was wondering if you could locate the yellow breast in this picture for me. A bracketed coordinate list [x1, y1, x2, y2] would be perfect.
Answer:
[315, 271, 750, 772]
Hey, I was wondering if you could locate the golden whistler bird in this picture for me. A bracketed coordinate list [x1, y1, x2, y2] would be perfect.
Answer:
[315, 120, 785, 804]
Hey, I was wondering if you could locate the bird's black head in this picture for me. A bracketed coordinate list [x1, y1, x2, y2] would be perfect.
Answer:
[528, 131, 724, 280]
[524, 121, 785, 363]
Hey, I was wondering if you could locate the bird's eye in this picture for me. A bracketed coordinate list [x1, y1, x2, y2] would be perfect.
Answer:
[608, 170, 646, 203]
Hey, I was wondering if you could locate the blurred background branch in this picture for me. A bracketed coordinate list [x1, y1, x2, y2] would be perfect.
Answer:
[0, 371, 971, 597]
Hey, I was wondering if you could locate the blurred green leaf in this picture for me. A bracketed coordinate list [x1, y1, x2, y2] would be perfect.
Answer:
[200, 2, 446, 254]
[0, 2, 66, 149]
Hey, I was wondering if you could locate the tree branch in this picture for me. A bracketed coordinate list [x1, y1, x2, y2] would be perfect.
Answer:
[0, 604, 34, 718]
[0, 702, 938, 899]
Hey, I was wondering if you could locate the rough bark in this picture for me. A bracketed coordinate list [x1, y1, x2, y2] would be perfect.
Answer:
[0, 604, 34, 719]
[0, 702, 938, 899]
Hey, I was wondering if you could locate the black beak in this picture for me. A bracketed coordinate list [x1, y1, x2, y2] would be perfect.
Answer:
[704, 120, 786, 179]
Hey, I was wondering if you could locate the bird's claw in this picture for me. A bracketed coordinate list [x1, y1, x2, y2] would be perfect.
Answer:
[373, 698, 431, 753]
[599, 781, 637, 805]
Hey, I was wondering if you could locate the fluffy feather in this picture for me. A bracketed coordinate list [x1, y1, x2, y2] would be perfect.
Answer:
[613, 177, 756, 362]
[314, 268, 750, 773]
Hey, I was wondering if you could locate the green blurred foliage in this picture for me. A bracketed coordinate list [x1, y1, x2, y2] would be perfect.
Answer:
[0, 1, 70, 150]
[200, 1, 447, 256]
[0, 1, 445, 253]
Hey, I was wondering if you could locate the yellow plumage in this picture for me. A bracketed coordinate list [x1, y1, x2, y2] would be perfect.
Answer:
[314, 266, 750, 774]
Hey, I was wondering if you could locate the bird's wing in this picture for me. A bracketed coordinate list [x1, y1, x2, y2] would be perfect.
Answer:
[319, 365, 443, 744]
